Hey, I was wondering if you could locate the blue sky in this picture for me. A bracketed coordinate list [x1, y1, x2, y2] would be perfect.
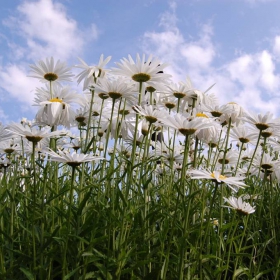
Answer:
[1, 0, 280, 123]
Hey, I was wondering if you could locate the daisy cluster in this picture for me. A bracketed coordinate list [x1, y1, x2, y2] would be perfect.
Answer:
[3, 54, 280, 213]
[3, 54, 280, 279]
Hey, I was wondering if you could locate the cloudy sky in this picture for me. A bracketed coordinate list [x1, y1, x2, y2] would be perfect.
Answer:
[1, 0, 280, 123]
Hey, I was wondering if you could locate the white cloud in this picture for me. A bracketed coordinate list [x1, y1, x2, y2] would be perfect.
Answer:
[0, 64, 40, 105]
[272, 35, 280, 58]
[141, 3, 280, 116]
[180, 25, 215, 70]
[0, 0, 98, 116]
[3, 0, 97, 61]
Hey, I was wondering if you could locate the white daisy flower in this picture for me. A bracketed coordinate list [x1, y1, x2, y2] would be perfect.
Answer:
[94, 77, 137, 103]
[29, 57, 74, 85]
[133, 104, 166, 124]
[34, 84, 83, 128]
[44, 149, 104, 167]
[224, 196, 256, 215]
[0, 140, 21, 155]
[230, 125, 258, 145]
[188, 169, 247, 191]
[111, 53, 171, 85]
[75, 54, 112, 90]
[242, 111, 280, 131]
[159, 112, 212, 136]
[6, 123, 65, 144]
[164, 77, 201, 104]
[0, 123, 14, 142]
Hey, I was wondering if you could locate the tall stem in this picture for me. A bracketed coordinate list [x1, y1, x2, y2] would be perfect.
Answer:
[62, 165, 76, 279]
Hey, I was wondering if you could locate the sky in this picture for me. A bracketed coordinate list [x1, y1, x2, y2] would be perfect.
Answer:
[1, 0, 280, 124]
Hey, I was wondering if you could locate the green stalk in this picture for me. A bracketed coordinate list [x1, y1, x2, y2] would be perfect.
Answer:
[221, 117, 232, 174]
[247, 130, 262, 175]
[31, 142, 37, 278]
[62, 165, 76, 279]
[234, 142, 244, 176]
[178, 134, 190, 280]
[83, 89, 95, 153]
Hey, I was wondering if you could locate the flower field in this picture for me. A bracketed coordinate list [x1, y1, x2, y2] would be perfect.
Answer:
[0, 54, 279, 279]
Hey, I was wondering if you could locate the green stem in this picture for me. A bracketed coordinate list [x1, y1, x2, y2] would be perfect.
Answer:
[62, 165, 76, 279]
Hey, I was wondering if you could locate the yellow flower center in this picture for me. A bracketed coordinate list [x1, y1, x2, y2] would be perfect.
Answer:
[196, 112, 208, 118]
[49, 97, 63, 103]
[210, 173, 227, 180]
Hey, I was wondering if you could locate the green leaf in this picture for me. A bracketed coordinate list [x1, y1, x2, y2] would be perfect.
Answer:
[233, 267, 249, 278]
[19, 267, 34, 280]
[64, 266, 81, 279]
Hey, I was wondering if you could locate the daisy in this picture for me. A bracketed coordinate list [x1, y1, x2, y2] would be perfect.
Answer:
[75, 54, 112, 90]
[164, 77, 201, 104]
[224, 196, 255, 215]
[0, 140, 21, 155]
[219, 102, 244, 125]
[159, 112, 212, 136]
[252, 153, 280, 171]
[29, 57, 74, 86]
[44, 149, 104, 167]
[94, 77, 137, 103]
[63, 137, 84, 152]
[6, 123, 65, 144]
[230, 125, 258, 145]
[75, 106, 90, 127]
[216, 150, 240, 167]
[157, 95, 178, 112]
[0, 123, 14, 142]
[196, 125, 222, 147]
[133, 104, 166, 124]
[242, 111, 280, 131]
[34, 84, 82, 128]
[111, 54, 171, 85]
[188, 169, 247, 191]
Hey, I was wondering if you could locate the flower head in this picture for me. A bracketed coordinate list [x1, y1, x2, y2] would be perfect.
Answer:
[6, 123, 65, 144]
[160, 112, 212, 136]
[189, 169, 247, 191]
[75, 54, 112, 90]
[112, 54, 171, 85]
[224, 196, 255, 215]
[44, 149, 104, 167]
[34, 84, 82, 128]
[243, 111, 280, 131]
[29, 57, 74, 86]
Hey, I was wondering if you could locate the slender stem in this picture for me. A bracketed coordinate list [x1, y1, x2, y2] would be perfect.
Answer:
[247, 129, 262, 175]
[62, 165, 76, 279]
[32, 142, 37, 278]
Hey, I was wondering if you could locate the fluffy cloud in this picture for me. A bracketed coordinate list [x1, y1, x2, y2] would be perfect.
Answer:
[3, 0, 94, 61]
[0, 0, 97, 117]
[0, 64, 40, 105]
[141, 2, 280, 115]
